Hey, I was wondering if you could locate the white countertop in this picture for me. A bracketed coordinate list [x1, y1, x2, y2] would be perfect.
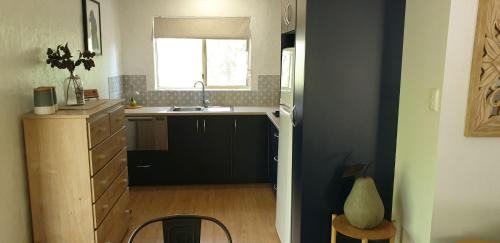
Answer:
[125, 106, 280, 129]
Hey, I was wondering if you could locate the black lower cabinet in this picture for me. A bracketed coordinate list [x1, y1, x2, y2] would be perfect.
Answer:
[128, 151, 168, 186]
[232, 116, 269, 183]
[129, 115, 270, 185]
[268, 123, 279, 188]
[200, 116, 233, 183]
[168, 116, 203, 184]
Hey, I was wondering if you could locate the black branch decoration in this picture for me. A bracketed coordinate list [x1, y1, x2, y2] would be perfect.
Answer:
[46, 43, 96, 76]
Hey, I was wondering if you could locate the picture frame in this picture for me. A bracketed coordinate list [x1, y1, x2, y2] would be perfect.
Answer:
[82, 0, 102, 55]
[465, 0, 500, 136]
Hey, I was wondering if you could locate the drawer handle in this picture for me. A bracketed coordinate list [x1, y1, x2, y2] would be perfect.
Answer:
[121, 178, 128, 183]
[124, 209, 132, 214]
[97, 155, 106, 160]
[135, 165, 151, 168]
[99, 127, 107, 132]
[100, 180, 108, 185]
[102, 204, 109, 209]
[274, 156, 278, 162]
[273, 133, 279, 138]
[120, 137, 126, 142]
[121, 158, 127, 163]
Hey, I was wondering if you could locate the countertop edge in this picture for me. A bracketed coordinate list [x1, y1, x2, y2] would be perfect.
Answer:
[125, 106, 280, 129]
[266, 113, 280, 130]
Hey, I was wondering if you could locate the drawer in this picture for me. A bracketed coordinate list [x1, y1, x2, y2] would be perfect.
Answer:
[88, 113, 111, 148]
[95, 189, 131, 243]
[91, 148, 127, 201]
[109, 106, 125, 133]
[93, 168, 128, 228]
[127, 151, 170, 186]
[90, 128, 127, 175]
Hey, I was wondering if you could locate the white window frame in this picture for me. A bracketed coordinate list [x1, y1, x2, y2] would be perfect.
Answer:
[154, 38, 251, 91]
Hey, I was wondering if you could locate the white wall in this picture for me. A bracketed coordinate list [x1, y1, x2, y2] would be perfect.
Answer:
[119, 0, 281, 90]
[431, 0, 500, 241]
[0, 0, 121, 242]
[392, 0, 451, 242]
[395, 0, 500, 242]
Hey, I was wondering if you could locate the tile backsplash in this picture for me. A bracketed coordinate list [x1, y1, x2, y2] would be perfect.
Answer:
[109, 75, 280, 107]
[108, 76, 124, 99]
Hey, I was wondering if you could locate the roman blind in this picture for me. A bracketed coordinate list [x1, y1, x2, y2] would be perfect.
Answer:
[153, 17, 251, 39]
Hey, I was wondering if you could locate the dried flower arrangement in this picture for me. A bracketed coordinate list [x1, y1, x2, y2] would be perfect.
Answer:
[45, 43, 96, 105]
[46, 43, 96, 77]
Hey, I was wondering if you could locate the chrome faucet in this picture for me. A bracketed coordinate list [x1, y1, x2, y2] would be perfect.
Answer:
[194, 81, 209, 108]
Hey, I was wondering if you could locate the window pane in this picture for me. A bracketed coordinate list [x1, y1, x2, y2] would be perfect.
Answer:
[206, 39, 248, 87]
[156, 38, 203, 89]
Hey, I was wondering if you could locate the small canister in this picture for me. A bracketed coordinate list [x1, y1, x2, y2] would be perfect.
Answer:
[34, 87, 55, 115]
[40, 86, 58, 111]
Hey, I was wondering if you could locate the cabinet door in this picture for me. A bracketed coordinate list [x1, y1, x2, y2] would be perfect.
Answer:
[269, 123, 279, 187]
[233, 116, 269, 183]
[168, 116, 203, 184]
[130, 150, 185, 186]
[200, 116, 233, 183]
[128, 151, 152, 186]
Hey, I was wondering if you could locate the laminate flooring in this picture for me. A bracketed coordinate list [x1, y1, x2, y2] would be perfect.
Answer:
[123, 184, 281, 243]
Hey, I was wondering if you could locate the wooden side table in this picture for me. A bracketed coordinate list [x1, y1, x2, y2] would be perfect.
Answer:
[331, 214, 396, 243]
[457, 241, 499, 243]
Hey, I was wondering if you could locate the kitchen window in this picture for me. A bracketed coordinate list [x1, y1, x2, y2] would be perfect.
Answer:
[153, 17, 251, 90]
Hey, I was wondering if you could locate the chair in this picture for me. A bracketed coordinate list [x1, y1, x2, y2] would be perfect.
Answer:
[128, 215, 233, 243]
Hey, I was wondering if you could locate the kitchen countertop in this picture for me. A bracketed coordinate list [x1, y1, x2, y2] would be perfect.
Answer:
[125, 106, 280, 129]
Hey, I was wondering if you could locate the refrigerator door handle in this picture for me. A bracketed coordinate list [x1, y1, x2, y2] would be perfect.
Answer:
[291, 105, 297, 127]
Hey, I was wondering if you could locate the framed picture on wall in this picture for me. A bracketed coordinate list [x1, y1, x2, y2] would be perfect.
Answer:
[465, 0, 500, 136]
[82, 0, 102, 55]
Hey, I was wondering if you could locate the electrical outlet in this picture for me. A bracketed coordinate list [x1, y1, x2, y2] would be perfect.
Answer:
[429, 88, 441, 112]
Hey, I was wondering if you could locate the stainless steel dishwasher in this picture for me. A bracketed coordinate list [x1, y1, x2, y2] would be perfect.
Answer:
[126, 116, 168, 151]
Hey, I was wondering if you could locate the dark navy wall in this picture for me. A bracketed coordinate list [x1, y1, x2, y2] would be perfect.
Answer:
[290, 0, 406, 242]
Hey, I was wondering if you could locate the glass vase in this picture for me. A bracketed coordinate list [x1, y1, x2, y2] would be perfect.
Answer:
[64, 74, 85, 105]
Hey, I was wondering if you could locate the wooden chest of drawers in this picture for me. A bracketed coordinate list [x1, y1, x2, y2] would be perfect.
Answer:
[23, 100, 131, 243]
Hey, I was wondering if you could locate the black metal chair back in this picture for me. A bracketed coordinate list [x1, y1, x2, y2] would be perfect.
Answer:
[127, 215, 233, 243]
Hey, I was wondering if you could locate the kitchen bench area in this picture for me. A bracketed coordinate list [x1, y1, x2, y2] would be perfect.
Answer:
[125, 106, 280, 186]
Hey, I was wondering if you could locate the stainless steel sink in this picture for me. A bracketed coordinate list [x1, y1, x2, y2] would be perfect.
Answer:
[172, 106, 232, 112]
[172, 106, 203, 111]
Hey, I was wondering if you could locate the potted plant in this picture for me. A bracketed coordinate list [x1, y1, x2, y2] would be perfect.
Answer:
[46, 43, 95, 105]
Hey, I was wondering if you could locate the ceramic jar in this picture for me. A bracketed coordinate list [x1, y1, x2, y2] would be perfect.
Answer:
[343, 176, 385, 229]
[34, 87, 56, 115]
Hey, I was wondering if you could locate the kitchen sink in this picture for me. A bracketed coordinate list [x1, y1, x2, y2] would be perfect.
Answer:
[172, 106, 232, 112]
[172, 106, 204, 111]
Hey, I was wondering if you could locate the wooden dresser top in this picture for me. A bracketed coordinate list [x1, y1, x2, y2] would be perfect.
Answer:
[23, 99, 124, 119]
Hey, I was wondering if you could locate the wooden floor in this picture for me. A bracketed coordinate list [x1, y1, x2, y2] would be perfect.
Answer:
[123, 184, 281, 243]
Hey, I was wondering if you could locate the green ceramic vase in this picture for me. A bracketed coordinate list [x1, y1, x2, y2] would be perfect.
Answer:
[343, 176, 384, 229]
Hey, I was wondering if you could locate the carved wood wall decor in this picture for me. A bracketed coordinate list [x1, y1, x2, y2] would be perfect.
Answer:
[465, 0, 500, 136]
